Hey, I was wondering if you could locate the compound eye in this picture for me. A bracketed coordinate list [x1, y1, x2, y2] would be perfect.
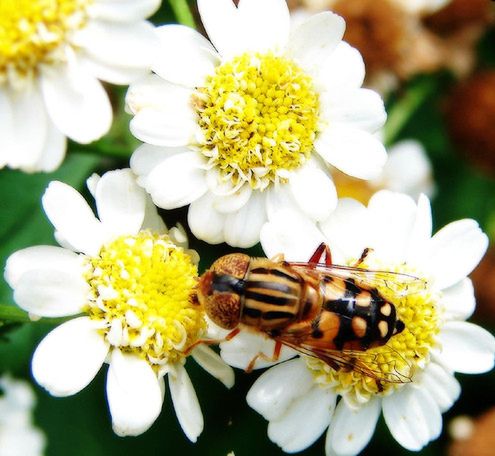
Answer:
[205, 294, 241, 330]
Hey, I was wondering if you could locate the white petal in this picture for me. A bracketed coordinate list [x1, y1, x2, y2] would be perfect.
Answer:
[145, 152, 208, 209]
[141, 192, 167, 232]
[5, 245, 83, 289]
[107, 349, 163, 436]
[265, 184, 301, 220]
[79, 53, 148, 85]
[130, 143, 184, 178]
[381, 140, 434, 198]
[32, 317, 109, 396]
[418, 219, 489, 290]
[437, 321, 495, 374]
[318, 198, 369, 263]
[197, 0, 240, 57]
[0, 89, 13, 168]
[260, 209, 324, 261]
[315, 125, 387, 180]
[126, 74, 194, 115]
[289, 164, 338, 222]
[287, 12, 345, 71]
[326, 398, 381, 456]
[152, 25, 219, 88]
[315, 42, 365, 90]
[405, 193, 433, 264]
[94, 169, 146, 236]
[188, 193, 226, 244]
[246, 358, 316, 421]
[191, 345, 235, 388]
[89, 0, 160, 21]
[320, 88, 386, 133]
[212, 184, 252, 214]
[224, 191, 266, 247]
[0, 85, 47, 171]
[420, 363, 460, 412]
[34, 120, 67, 172]
[219, 331, 296, 370]
[40, 60, 112, 144]
[75, 20, 158, 84]
[42, 181, 106, 256]
[268, 386, 336, 453]
[238, 0, 290, 53]
[168, 364, 204, 442]
[14, 268, 89, 317]
[130, 108, 197, 147]
[441, 279, 475, 320]
[366, 190, 418, 263]
[383, 386, 442, 451]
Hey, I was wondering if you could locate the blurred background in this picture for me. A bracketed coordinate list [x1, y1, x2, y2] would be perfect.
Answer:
[1, 0, 494, 454]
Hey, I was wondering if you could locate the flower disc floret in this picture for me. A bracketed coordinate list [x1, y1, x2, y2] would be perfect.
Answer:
[194, 52, 320, 190]
[84, 231, 205, 367]
[0, 0, 90, 83]
[306, 261, 441, 405]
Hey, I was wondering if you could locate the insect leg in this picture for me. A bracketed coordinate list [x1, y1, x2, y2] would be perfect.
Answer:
[353, 247, 374, 267]
[308, 242, 333, 266]
[182, 327, 241, 356]
[270, 253, 286, 262]
[244, 340, 283, 373]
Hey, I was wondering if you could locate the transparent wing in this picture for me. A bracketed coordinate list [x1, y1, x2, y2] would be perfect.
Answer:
[275, 313, 412, 385]
[278, 336, 412, 385]
[289, 262, 428, 297]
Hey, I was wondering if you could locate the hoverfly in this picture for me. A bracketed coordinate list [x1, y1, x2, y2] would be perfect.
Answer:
[194, 243, 426, 386]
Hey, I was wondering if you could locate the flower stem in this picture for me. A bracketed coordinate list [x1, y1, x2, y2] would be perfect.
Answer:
[383, 78, 437, 146]
[169, 0, 196, 28]
[0, 304, 71, 325]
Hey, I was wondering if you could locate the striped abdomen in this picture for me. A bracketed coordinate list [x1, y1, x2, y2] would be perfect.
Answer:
[239, 258, 321, 331]
[318, 274, 401, 350]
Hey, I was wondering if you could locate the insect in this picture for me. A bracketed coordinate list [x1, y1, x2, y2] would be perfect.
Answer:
[195, 243, 426, 385]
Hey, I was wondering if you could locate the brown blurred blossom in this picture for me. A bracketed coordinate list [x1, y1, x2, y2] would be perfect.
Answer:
[291, 0, 494, 92]
[425, 0, 494, 77]
[426, 0, 493, 35]
[445, 72, 495, 176]
[449, 407, 495, 456]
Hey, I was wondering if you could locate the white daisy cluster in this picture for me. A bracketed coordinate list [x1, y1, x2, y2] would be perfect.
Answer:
[127, 0, 387, 248]
[1, 0, 493, 454]
[0, 0, 159, 172]
[0, 375, 46, 456]
[5, 170, 234, 440]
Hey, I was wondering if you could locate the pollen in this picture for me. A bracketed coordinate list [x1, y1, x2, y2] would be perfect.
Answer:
[193, 52, 320, 191]
[83, 231, 205, 368]
[306, 259, 441, 407]
[0, 0, 90, 85]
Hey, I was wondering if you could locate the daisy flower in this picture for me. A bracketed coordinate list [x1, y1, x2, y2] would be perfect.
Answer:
[0, 0, 159, 172]
[221, 190, 494, 454]
[0, 375, 46, 456]
[4, 169, 234, 440]
[127, 0, 387, 248]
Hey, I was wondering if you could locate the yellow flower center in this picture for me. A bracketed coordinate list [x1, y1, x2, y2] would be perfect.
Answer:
[0, 0, 90, 84]
[84, 232, 205, 368]
[194, 52, 320, 190]
[306, 259, 441, 407]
